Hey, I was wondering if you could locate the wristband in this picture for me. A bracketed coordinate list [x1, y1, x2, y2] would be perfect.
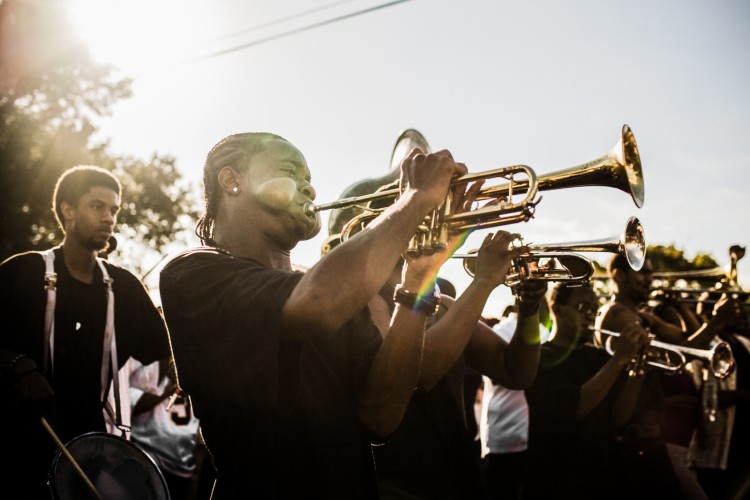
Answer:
[517, 301, 539, 317]
[393, 284, 441, 316]
[7, 353, 27, 371]
[15, 367, 38, 379]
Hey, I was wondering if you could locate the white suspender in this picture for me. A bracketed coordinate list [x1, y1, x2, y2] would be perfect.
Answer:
[42, 250, 57, 373]
[41, 249, 128, 436]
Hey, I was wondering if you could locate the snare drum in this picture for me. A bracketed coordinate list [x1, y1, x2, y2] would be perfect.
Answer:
[48, 432, 170, 500]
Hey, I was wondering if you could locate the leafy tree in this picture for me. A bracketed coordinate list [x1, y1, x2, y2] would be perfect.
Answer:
[647, 244, 720, 273]
[0, 0, 198, 273]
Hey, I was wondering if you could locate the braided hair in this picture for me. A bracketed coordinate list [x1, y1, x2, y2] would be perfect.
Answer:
[196, 132, 285, 245]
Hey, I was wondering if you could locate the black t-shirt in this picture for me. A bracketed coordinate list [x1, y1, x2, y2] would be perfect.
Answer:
[0, 248, 169, 494]
[725, 333, 750, 466]
[524, 343, 625, 499]
[372, 284, 486, 500]
[159, 248, 382, 499]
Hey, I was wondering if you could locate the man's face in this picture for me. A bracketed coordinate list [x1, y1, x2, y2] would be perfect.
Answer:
[63, 186, 120, 251]
[244, 138, 321, 241]
[622, 258, 653, 303]
[558, 287, 599, 345]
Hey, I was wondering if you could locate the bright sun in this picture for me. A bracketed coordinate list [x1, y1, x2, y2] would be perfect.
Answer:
[65, 0, 204, 75]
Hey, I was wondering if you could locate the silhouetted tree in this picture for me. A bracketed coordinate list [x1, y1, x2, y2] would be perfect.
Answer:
[647, 244, 720, 273]
[0, 0, 198, 271]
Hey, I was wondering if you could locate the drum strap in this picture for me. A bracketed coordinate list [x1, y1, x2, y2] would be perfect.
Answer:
[41, 250, 126, 434]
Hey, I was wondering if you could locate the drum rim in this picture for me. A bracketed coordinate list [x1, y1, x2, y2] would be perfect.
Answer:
[48, 431, 171, 500]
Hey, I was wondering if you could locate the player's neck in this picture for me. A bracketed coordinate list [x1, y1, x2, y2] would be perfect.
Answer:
[613, 293, 640, 312]
[60, 240, 98, 284]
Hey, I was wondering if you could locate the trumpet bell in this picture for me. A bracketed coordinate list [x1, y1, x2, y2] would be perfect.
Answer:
[622, 216, 646, 271]
[711, 342, 736, 380]
[481, 124, 645, 208]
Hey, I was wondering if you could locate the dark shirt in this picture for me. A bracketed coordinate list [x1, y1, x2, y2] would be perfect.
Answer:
[725, 332, 750, 467]
[372, 284, 486, 500]
[159, 248, 382, 499]
[524, 343, 624, 499]
[0, 247, 169, 495]
[374, 371, 487, 500]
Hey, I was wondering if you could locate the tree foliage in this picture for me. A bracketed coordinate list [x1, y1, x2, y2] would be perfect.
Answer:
[646, 244, 720, 273]
[0, 0, 198, 271]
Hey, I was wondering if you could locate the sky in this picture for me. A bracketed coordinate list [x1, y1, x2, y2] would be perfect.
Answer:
[66, 0, 750, 315]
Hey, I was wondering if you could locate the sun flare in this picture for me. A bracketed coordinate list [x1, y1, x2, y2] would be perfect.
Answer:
[65, 0, 204, 74]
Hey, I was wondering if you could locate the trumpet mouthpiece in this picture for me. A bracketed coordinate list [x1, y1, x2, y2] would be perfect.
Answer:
[303, 203, 318, 217]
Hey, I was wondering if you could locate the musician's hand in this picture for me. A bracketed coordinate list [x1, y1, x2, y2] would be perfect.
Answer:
[400, 178, 483, 277]
[611, 322, 650, 364]
[712, 295, 745, 330]
[14, 368, 54, 418]
[515, 279, 548, 316]
[400, 149, 467, 210]
[473, 231, 528, 289]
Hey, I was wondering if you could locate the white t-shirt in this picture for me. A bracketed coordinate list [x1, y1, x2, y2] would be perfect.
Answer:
[480, 313, 550, 456]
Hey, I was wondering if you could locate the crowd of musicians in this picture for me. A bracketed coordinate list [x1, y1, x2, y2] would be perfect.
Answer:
[1, 130, 748, 499]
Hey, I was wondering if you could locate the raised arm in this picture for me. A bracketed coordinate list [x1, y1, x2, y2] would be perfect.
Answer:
[283, 150, 465, 335]
[357, 258, 436, 436]
[640, 295, 741, 349]
[576, 322, 648, 422]
[406, 230, 543, 391]
[463, 280, 546, 390]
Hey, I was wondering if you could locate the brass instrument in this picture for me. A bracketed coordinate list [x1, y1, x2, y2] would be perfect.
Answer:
[650, 245, 748, 304]
[478, 124, 644, 208]
[321, 129, 428, 255]
[309, 164, 540, 256]
[306, 125, 645, 256]
[454, 217, 646, 285]
[593, 327, 735, 379]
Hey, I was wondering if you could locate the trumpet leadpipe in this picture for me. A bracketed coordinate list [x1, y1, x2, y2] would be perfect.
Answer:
[304, 164, 539, 217]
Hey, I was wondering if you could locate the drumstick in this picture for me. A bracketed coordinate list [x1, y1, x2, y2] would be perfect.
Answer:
[40, 417, 104, 500]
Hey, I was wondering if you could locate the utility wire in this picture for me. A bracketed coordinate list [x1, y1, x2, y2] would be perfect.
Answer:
[187, 0, 413, 63]
[196, 0, 361, 45]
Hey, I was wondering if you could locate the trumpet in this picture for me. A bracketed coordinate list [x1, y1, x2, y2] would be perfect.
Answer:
[306, 124, 645, 256]
[453, 216, 646, 285]
[650, 245, 748, 304]
[593, 327, 735, 379]
[479, 124, 644, 208]
[311, 164, 541, 256]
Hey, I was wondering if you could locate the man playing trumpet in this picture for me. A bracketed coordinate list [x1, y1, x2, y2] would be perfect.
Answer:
[159, 132, 537, 498]
[596, 254, 740, 499]
[524, 282, 649, 499]
[321, 131, 546, 499]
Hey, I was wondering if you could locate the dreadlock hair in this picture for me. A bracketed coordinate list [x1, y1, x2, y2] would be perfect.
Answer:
[52, 166, 121, 233]
[196, 132, 285, 245]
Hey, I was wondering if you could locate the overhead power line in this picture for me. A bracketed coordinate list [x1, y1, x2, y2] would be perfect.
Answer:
[197, 0, 361, 45]
[188, 0, 413, 63]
